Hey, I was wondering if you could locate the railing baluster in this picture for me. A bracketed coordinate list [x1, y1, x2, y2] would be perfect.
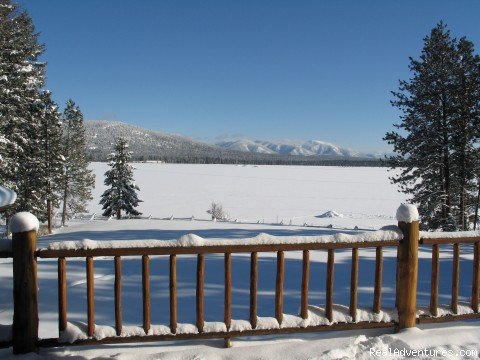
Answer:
[326, 249, 334, 322]
[170, 254, 177, 334]
[224, 253, 232, 330]
[142, 255, 150, 333]
[196, 254, 205, 333]
[430, 244, 439, 316]
[114, 256, 122, 336]
[86, 256, 95, 337]
[250, 252, 258, 328]
[58, 257, 67, 332]
[301, 250, 310, 319]
[472, 242, 480, 313]
[373, 246, 383, 313]
[350, 248, 358, 321]
[452, 243, 460, 314]
[395, 244, 402, 309]
[275, 251, 285, 325]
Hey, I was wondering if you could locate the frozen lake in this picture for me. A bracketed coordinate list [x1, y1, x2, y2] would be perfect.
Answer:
[89, 163, 407, 229]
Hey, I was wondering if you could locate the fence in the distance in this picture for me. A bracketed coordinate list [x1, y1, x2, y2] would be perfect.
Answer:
[1, 205, 480, 354]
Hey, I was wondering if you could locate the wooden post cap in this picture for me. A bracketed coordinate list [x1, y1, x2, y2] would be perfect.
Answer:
[10, 212, 39, 234]
[396, 204, 419, 223]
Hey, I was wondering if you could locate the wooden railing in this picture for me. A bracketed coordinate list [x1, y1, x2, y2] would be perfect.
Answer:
[1, 208, 480, 354]
[417, 235, 480, 323]
[36, 238, 400, 349]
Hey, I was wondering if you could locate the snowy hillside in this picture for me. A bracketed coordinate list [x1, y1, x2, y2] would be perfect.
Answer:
[84, 121, 379, 164]
[216, 139, 368, 157]
[85, 120, 229, 161]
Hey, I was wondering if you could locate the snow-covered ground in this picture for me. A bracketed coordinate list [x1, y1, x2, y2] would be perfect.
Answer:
[1, 164, 479, 359]
[87, 163, 407, 229]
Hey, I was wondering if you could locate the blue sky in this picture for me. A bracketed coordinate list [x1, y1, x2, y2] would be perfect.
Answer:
[19, 0, 480, 153]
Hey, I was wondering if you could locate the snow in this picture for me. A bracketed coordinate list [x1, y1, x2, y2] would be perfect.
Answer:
[87, 163, 407, 230]
[9, 212, 39, 233]
[316, 210, 344, 218]
[1, 164, 480, 359]
[420, 230, 480, 239]
[417, 303, 475, 318]
[45, 226, 402, 251]
[395, 204, 419, 223]
[0, 185, 16, 208]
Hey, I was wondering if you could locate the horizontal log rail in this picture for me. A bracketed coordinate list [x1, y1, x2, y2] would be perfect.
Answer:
[37, 320, 396, 348]
[420, 236, 480, 245]
[36, 240, 400, 258]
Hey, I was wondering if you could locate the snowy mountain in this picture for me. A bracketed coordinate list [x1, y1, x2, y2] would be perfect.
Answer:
[85, 120, 227, 161]
[84, 120, 379, 164]
[216, 139, 364, 157]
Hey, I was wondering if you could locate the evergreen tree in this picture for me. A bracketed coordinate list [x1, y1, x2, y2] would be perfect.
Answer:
[0, 0, 46, 219]
[449, 37, 480, 230]
[37, 91, 64, 232]
[60, 100, 95, 225]
[100, 138, 142, 219]
[385, 22, 480, 231]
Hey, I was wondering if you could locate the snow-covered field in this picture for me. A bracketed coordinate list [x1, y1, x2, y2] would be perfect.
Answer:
[1, 164, 480, 359]
[88, 163, 407, 229]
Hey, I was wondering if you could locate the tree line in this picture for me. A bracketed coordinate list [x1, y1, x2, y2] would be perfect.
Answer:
[0, 0, 94, 232]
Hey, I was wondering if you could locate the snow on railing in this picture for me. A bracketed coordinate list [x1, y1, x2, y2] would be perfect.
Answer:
[45, 226, 403, 251]
[420, 230, 480, 239]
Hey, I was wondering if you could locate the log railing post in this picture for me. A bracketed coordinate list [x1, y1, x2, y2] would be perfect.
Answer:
[396, 204, 419, 330]
[11, 212, 40, 354]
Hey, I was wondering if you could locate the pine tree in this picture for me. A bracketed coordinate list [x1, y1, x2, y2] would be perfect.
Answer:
[100, 138, 142, 219]
[0, 0, 46, 219]
[449, 37, 480, 230]
[60, 100, 95, 225]
[37, 91, 64, 232]
[385, 22, 480, 231]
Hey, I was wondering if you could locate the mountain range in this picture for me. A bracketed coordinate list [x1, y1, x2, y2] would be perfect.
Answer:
[84, 120, 381, 164]
[215, 139, 362, 157]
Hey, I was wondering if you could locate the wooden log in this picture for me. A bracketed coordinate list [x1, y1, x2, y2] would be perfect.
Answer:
[114, 256, 122, 336]
[326, 249, 334, 322]
[350, 248, 359, 321]
[395, 243, 402, 309]
[142, 255, 151, 333]
[452, 243, 460, 314]
[37, 240, 401, 258]
[373, 246, 383, 313]
[38, 320, 396, 348]
[430, 244, 439, 316]
[275, 251, 285, 325]
[397, 220, 419, 329]
[301, 250, 310, 319]
[421, 237, 480, 245]
[86, 256, 95, 337]
[12, 229, 39, 354]
[250, 252, 258, 328]
[224, 253, 232, 330]
[58, 257, 67, 332]
[472, 242, 480, 313]
[196, 254, 205, 333]
[170, 254, 177, 334]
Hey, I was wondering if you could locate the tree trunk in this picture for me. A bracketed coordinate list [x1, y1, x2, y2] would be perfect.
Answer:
[116, 208, 121, 220]
[47, 199, 52, 234]
[474, 179, 480, 230]
[61, 184, 68, 227]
